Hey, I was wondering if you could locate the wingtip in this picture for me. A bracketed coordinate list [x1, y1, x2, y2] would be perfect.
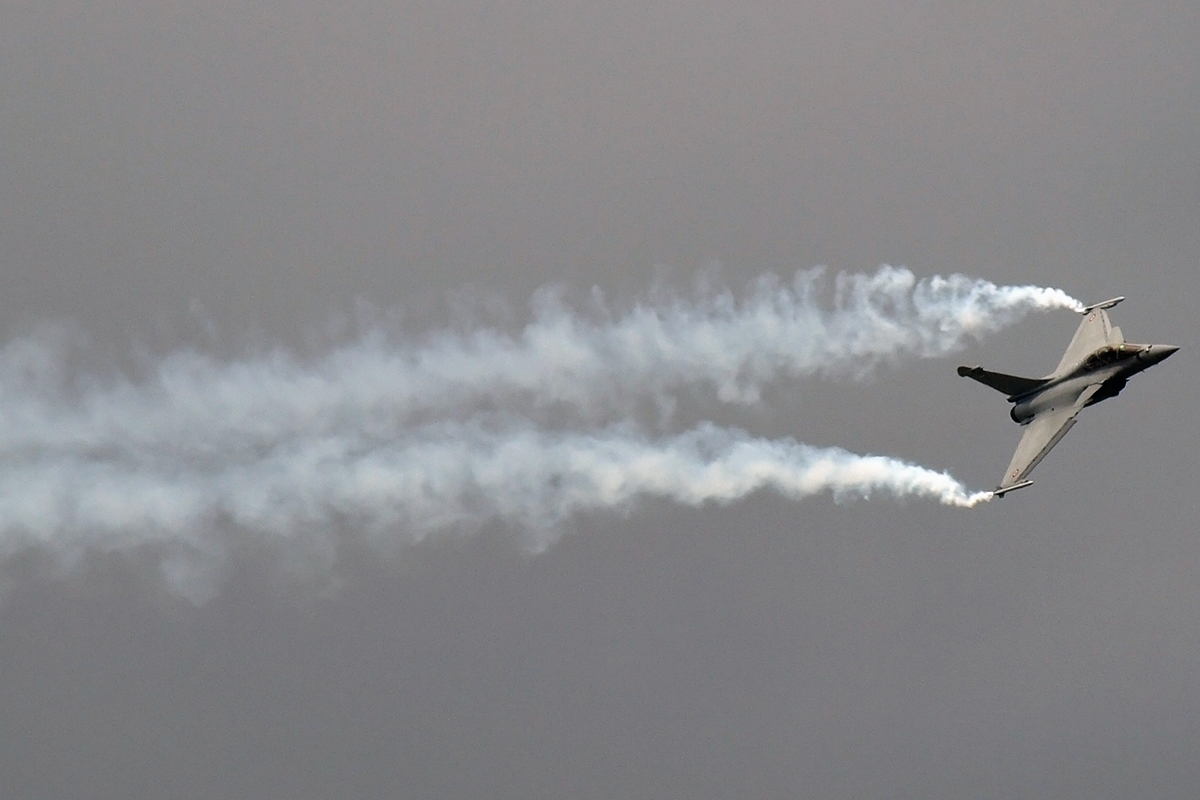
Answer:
[992, 479, 1034, 498]
[957, 365, 980, 377]
[1080, 296, 1124, 314]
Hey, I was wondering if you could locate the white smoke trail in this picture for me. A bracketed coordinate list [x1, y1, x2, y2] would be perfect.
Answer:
[0, 266, 1080, 458]
[0, 266, 1078, 596]
[0, 421, 992, 555]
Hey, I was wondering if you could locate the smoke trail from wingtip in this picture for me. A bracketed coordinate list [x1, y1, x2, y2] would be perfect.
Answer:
[0, 266, 1074, 595]
[0, 267, 1080, 459]
[0, 422, 992, 557]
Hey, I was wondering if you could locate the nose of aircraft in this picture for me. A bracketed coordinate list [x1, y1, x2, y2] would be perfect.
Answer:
[1147, 344, 1180, 364]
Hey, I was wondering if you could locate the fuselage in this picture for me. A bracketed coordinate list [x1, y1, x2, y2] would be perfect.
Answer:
[1009, 343, 1178, 425]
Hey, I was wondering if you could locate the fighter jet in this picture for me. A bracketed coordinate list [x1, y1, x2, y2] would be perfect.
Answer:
[958, 297, 1178, 496]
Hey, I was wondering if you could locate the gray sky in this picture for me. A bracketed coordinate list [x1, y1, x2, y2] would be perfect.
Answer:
[2, 2, 1199, 798]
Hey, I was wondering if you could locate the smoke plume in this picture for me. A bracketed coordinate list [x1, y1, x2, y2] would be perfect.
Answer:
[0, 267, 1080, 595]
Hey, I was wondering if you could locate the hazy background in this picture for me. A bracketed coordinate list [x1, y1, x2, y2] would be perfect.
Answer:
[2, 2, 1198, 797]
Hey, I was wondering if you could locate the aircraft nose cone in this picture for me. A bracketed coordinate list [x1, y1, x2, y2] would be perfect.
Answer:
[1146, 344, 1180, 364]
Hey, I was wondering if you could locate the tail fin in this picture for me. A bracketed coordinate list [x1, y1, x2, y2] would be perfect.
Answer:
[957, 365, 1048, 399]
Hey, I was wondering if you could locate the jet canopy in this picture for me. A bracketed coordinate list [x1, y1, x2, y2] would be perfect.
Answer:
[1083, 343, 1142, 371]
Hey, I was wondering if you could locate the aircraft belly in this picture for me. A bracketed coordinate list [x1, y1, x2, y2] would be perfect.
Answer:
[1012, 378, 1093, 422]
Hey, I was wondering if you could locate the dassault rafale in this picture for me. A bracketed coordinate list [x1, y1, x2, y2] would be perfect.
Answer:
[958, 297, 1178, 496]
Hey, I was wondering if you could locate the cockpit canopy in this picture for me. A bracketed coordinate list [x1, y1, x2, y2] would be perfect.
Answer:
[1083, 343, 1143, 371]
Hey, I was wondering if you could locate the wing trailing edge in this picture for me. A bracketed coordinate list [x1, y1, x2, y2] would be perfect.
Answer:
[956, 365, 1048, 399]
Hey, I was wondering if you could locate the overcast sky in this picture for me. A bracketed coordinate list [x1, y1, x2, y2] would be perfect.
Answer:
[2, 2, 1199, 798]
